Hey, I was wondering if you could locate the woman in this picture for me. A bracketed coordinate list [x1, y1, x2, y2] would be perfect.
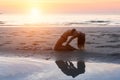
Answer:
[54, 28, 85, 51]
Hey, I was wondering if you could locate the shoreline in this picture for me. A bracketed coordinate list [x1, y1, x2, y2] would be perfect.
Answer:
[0, 50, 119, 64]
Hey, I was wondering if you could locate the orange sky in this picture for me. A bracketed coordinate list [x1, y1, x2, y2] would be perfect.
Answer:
[0, 0, 120, 14]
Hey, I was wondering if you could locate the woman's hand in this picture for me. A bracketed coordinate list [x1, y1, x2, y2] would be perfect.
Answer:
[65, 42, 69, 46]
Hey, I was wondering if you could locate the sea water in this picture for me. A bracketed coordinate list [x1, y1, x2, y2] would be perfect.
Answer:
[0, 14, 120, 25]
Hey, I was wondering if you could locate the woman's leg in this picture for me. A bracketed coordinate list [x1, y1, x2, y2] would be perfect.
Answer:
[54, 37, 67, 51]
[65, 44, 77, 51]
[54, 45, 76, 51]
[54, 37, 76, 51]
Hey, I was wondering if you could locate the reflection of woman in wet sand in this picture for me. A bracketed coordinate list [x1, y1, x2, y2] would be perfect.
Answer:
[55, 60, 85, 78]
[54, 28, 85, 51]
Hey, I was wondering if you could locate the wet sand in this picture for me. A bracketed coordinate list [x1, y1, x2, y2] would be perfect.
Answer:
[0, 56, 120, 80]
[0, 27, 120, 54]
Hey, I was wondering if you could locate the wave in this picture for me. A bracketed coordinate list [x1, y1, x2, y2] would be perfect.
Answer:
[0, 21, 4, 24]
[85, 20, 110, 25]
[64, 20, 120, 26]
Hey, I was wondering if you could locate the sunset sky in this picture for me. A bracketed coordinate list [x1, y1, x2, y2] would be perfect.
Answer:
[0, 0, 120, 14]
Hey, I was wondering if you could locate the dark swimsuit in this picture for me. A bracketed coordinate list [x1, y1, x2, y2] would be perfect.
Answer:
[61, 35, 67, 42]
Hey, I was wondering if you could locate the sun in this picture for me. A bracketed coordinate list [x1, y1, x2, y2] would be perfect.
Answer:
[31, 8, 40, 17]
[27, 7, 43, 24]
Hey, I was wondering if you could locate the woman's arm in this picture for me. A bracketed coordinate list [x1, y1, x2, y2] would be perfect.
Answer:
[66, 36, 77, 45]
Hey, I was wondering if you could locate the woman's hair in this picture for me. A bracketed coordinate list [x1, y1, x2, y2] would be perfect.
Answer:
[77, 32, 85, 50]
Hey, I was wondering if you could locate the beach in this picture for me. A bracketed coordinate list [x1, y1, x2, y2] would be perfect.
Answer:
[0, 24, 120, 80]
[0, 0, 120, 79]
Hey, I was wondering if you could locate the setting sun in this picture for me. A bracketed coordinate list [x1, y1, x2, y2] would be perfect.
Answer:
[27, 7, 43, 24]
[31, 8, 40, 17]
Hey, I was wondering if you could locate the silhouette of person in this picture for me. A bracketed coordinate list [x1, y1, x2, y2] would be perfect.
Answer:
[54, 28, 85, 51]
[55, 60, 85, 78]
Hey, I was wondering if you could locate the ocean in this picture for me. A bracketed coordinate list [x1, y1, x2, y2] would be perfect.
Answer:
[0, 14, 120, 25]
